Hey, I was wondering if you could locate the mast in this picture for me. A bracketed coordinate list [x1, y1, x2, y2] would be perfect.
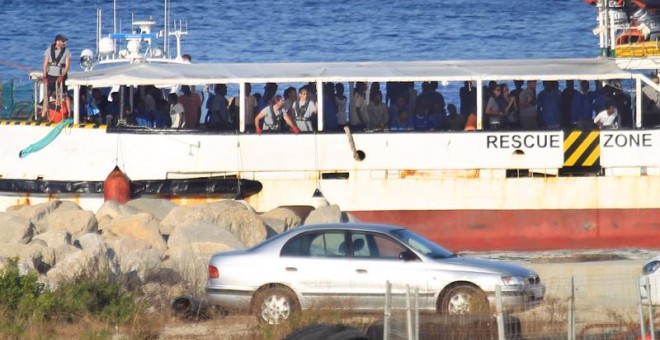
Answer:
[164, 0, 169, 58]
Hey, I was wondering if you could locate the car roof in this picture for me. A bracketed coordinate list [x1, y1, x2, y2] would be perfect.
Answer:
[291, 223, 405, 234]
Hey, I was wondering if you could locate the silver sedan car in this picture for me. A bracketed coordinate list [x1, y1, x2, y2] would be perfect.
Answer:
[206, 223, 545, 324]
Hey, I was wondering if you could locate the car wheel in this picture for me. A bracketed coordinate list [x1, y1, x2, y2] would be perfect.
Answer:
[439, 284, 489, 315]
[253, 287, 300, 325]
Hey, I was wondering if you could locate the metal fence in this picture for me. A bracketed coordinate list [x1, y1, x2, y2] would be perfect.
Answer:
[381, 276, 659, 340]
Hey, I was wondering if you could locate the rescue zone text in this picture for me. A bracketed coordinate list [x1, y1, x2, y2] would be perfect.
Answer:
[486, 133, 561, 149]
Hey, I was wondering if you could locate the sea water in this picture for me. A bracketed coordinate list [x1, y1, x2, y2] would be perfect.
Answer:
[0, 0, 598, 108]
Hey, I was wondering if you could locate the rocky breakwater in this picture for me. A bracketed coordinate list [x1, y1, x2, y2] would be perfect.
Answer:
[0, 199, 347, 299]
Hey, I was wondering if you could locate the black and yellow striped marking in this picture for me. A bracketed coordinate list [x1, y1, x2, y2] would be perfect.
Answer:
[563, 130, 600, 167]
[0, 120, 106, 129]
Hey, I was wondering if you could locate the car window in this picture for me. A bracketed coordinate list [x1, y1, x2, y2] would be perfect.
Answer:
[281, 231, 346, 258]
[350, 232, 407, 260]
[390, 228, 455, 259]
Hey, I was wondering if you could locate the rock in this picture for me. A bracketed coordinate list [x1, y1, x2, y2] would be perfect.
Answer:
[95, 200, 141, 220]
[261, 207, 305, 234]
[161, 201, 267, 246]
[126, 198, 177, 221]
[166, 242, 238, 294]
[76, 233, 104, 250]
[33, 230, 72, 248]
[120, 248, 163, 282]
[167, 221, 244, 250]
[0, 243, 44, 270]
[104, 213, 167, 252]
[46, 240, 117, 285]
[0, 213, 33, 244]
[55, 201, 83, 212]
[97, 214, 113, 232]
[105, 236, 164, 282]
[44, 210, 97, 237]
[53, 244, 82, 265]
[9, 201, 62, 233]
[304, 204, 343, 225]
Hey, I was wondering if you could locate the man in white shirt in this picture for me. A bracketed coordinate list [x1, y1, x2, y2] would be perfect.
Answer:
[594, 102, 619, 129]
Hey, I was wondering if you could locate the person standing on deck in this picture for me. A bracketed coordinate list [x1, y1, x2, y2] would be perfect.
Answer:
[538, 81, 561, 129]
[518, 80, 538, 129]
[560, 80, 576, 129]
[179, 85, 202, 129]
[290, 86, 317, 132]
[42, 34, 71, 118]
[255, 95, 298, 134]
[349, 82, 368, 131]
[335, 83, 348, 128]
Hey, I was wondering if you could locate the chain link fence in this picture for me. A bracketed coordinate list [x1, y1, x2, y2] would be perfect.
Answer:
[376, 275, 659, 340]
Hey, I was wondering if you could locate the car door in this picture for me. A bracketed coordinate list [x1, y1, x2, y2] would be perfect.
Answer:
[344, 232, 436, 311]
[279, 230, 356, 309]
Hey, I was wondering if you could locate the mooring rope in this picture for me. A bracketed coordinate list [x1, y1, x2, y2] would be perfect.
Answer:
[19, 118, 74, 158]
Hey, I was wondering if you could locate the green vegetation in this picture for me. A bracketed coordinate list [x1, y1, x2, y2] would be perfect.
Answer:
[0, 258, 156, 339]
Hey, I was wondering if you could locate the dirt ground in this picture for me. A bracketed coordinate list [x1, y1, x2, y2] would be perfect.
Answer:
[159, 315, 260, 340]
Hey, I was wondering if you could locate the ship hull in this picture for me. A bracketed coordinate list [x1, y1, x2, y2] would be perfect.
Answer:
[2, 122, 660, 251]
[351, 208, 660, 251]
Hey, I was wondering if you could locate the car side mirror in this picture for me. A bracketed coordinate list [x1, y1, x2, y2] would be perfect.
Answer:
[399, 250, 418, 261]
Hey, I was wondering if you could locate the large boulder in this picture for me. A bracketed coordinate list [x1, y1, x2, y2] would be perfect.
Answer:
[0, 213, 33, 244]
[167, 221, 244, 250]
[160, 201, 267, 246]
[0, 243, 44, 270]
[45, 210, 97, 237]
[126, 198, 177, 221]
[104, 237, 164, 282]
[8, 201, 62, 233]
[103, 213, 167, 253]
[32, 230, 72, 248]
[304, 204, 343, 225]
[261, 207, 306, 234]
[95, 200, 141, 220]
[46, 240, 118, 286]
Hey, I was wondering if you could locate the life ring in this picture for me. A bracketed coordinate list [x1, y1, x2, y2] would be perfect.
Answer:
[103, 166, 131, 204]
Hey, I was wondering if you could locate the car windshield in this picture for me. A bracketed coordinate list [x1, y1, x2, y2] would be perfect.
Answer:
[390, 229, 456, 259]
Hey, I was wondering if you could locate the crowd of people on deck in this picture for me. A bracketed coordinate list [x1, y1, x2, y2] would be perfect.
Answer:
[42, 35, 660, 131]
[74, 77, 660, 132]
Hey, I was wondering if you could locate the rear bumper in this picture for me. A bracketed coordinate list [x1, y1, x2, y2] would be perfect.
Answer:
[205, 287, 253, 312]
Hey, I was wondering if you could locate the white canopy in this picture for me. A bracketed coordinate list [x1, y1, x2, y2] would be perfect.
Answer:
[67, 58, 636, 87]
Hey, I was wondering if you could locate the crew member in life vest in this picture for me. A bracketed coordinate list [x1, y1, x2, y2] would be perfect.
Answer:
[290, 86, 317, 132]
[41, 34, 71, 118]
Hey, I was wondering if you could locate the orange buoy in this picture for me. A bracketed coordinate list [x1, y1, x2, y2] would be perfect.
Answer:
[103, 165, 130, 203]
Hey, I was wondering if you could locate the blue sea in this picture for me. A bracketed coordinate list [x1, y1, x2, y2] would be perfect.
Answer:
[0, 0, 598, 107]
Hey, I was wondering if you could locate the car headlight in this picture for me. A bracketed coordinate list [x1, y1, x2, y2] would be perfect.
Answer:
[642, 260, 660, 275]
[501, 276, 528, 286]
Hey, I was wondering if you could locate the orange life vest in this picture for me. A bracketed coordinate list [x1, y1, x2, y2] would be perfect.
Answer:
[47, 98, 69, 123]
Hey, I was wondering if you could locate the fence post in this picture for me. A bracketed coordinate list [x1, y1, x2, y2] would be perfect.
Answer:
[406, 285, 413, 340]
[496, 284, 505, 340]
[567, 276, 575, 340]
[414, 287, 419, 340]
[648, 276, 655, 340]
[384, 281, 391, 340]
[639, 276, 647, 340]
